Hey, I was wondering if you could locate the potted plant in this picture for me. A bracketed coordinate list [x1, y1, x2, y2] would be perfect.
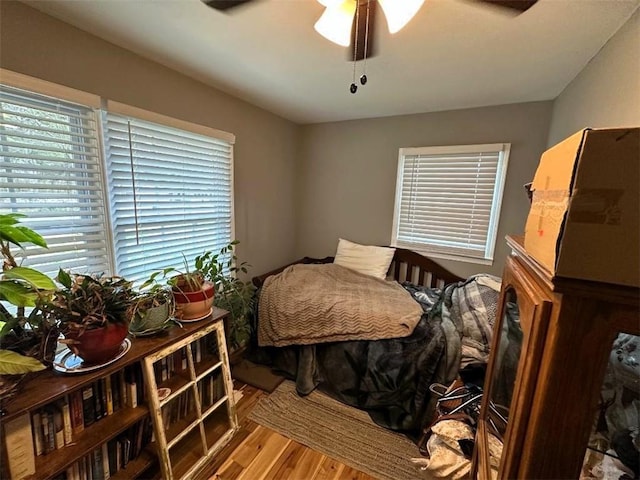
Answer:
[163, 260, 215, 322]
[40, 271, 135, 365]
[129, 272, 176, 336]
[195, 241, 255, 350]
[0, 213, 57, 379]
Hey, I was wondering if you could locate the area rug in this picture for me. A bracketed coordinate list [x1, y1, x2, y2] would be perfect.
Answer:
[248, 380, 425, 480]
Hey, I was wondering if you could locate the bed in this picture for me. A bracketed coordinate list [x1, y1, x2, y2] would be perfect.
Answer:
[249, 246, 500, 436]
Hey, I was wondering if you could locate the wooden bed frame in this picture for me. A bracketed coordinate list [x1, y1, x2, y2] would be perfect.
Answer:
[252, 247, 463, 289]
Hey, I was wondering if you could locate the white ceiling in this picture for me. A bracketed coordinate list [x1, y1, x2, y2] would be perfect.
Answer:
[24, 0, 639, 124]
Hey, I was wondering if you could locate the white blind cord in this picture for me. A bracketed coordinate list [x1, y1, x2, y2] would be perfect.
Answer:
[126, 120, 141, 246]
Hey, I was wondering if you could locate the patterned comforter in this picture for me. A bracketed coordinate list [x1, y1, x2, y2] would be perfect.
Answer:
[250, 274, 500, 434]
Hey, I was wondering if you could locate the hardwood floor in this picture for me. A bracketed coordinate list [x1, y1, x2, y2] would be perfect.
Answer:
[198, 382, 376, 480]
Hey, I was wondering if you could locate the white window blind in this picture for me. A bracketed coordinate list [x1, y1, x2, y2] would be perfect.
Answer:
[102, 112, 233, 283]
[391, 144, 510, 263]
[0, 85, 111, 278]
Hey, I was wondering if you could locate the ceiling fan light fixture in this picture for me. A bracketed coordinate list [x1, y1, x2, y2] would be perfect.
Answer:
[317, 0, 346, 7]
[314, 0, 357, 47]
[378, 0, 425, 34]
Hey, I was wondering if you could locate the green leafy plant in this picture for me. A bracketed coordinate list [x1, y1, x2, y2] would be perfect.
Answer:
[0, 213, 57, 376]
[129, 272, 176, 334]
[195, 241, 255, 349]
[41, 271, 135, 338]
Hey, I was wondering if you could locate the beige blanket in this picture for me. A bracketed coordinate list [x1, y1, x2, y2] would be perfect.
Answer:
[258, 263, 423, 347]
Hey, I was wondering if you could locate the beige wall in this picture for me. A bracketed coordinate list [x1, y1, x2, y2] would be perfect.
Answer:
[547, 9, 640, 146]
[0, 1, 300, 277]
[296, 102, 553, 278]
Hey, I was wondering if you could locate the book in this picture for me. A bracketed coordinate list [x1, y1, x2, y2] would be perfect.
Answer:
[101, 442, 111, 480]
[122, 437, 131, 467]
[53, 406, 65, 450]
[69, 389, 85, 435]
[160, 357, 168, 382]
[115, 439, 123, 472]
[31, 411, 44, 456]
[66, 462, 80, 480]
[60, 395, 73, 445]
[111, 373, 121, 413]
[125, 367, 137, 408]
[119, 369, 128, 409]
[195, 338, 202, 363]
[82, 385, 96, 427]
[78, 455, 86, 480]
[92, 448, 104, 480]
[42, 410, 56, 454]
[94, 380, 104, 421]
[126, 379, 137, 409]
[4, 412, 36, 479]
[107, 439, 118, 476]
[105, 376, 114, 415]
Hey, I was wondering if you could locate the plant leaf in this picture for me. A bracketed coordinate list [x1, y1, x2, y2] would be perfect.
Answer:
[14, 226, 47, 248]
[0, 213, 24, 225]
[3, 266, 56, 290]
[0, 224, 32, 247]
[0, 281, 38, 306]
[0, 349, 46, 375]
[57, 269, 72, 288]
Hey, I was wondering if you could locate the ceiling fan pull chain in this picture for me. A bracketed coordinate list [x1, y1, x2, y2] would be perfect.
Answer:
[360, 0, 370, 86]
[350, 0, 360, 94]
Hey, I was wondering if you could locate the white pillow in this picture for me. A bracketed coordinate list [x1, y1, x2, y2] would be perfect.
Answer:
[333, 238, 395, 279]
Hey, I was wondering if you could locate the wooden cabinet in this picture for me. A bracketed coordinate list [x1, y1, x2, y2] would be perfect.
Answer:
[474, 236, 640, 479]
[1, 308, 236, 480]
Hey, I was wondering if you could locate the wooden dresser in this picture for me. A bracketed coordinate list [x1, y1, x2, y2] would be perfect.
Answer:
[473, 236, 640, 479]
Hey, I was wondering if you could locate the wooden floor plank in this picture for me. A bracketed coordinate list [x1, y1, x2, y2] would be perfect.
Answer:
[235, 429, 292, 480]
[311, 455, 346, 480]
[262, 440, 308, 480]
[340, 465, 376, 480]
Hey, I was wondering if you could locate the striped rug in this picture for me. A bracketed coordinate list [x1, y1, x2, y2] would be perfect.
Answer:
[249, 381, 425, 480]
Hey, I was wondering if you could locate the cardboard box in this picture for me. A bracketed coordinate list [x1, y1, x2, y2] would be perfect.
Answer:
[524, 127, 639, 287]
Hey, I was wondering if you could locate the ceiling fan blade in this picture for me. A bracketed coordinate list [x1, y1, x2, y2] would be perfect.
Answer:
[472, 0, 538, 13]
[350, 0, 377, 61]
[201, 0, 254, 11]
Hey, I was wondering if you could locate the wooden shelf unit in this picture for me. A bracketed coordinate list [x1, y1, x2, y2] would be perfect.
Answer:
[1, 308, 233, 480]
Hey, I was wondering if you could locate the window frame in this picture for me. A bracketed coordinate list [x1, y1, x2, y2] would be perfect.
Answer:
[1, 69, 236, 283]
[391, 143, 511, 265]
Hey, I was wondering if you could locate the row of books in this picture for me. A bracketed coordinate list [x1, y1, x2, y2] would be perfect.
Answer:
[49, 418, 153, 480]
[151, 335, 220, 387]
[31, 364, 145, 456]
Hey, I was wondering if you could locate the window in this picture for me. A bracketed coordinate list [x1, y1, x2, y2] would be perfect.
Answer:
[391, 143, 510, 264]
[0, 85, 111, 278]
[102, 111, 233, 283]
[1, 77, 234, 283]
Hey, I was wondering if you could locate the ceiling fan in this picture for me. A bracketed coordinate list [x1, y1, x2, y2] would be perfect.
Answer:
[202, 0, 538, 61]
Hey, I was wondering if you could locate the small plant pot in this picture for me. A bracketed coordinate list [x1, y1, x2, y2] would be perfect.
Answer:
[64, 323, 128, 365]
[173, 282, 215, 320]
[130, 301, 171, 333]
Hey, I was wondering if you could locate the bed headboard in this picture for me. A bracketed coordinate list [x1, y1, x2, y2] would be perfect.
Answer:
[252, 247, 462, 289]
[390, 247, 462, 288]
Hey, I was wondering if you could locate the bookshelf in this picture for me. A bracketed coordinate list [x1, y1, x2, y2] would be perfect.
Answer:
[1, 308, 235, 480]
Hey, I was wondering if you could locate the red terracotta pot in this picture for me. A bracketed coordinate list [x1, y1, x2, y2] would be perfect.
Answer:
[65, 323, 128, 365]
[173, 281, 215, 320]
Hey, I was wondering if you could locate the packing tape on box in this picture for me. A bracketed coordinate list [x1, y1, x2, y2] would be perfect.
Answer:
[530, 189, 624, 226]
[530, 190, 569, 223]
